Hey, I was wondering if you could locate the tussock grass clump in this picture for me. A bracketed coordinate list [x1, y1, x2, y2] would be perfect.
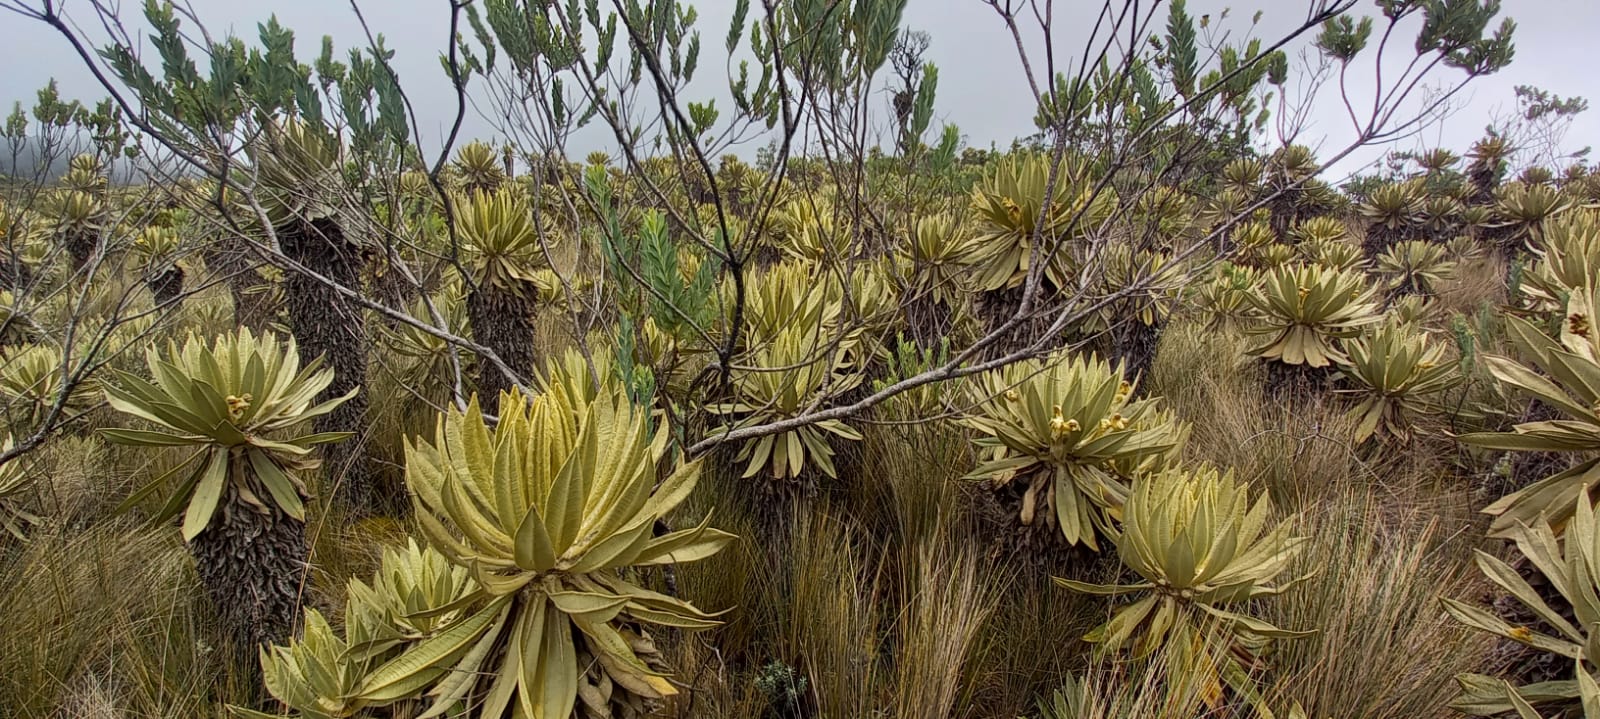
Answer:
[0, 521, 234, 717]
[892, 534, 999, 719]
[657, 409, 1021, 719]
[1034, 646, 1221, 719]
[1263, 494, 1493, 719]
[1435, 255, 1507, 317]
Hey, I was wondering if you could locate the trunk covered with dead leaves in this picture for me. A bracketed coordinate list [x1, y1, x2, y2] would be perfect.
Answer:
[279, 216, 383, 513]
[189, 487, 307, 662]
[148, 266, 184, 306]
[63, 228, 100, 271]
[1110, 318, 1164, 383]
[974, 285, 1066, 361]
[467, 281, 539, 410]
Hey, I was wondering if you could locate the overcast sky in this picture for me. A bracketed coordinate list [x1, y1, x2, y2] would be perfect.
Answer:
[2, 1, 1594, 180]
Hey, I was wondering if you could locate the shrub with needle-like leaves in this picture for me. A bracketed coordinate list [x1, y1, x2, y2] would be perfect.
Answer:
[1055, 464, 1311, 705]
[961, 351, 1184, 550]
[359, 378, 733, 718]
[1458, 285, 1600, 538]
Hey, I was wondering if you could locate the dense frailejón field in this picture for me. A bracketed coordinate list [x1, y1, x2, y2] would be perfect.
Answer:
[0, 0, 1596, 717]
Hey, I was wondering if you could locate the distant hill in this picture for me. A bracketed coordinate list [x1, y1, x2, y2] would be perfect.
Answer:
[0, 139, 171, 186]
[0, 141, 72, 181]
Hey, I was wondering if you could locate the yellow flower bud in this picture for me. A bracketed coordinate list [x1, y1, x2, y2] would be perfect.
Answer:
[1049, 405, 1068, 438]
[225, 393, 253, 419]
[1002, 197, 1024, 227]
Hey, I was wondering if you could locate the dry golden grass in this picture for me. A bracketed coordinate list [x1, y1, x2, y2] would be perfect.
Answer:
[661, 415, 1007, 719]
[0, 521, 230, 717]
[1149, 319, 1370, 509]
[782, 509, 887, 718]
[1143, 315, 1494, 718]
[1262, 492, 1493, 719]
[1033, 648, 1220, 719]
[1434, 254, 1506, 318]
[892, 534, 998, 719]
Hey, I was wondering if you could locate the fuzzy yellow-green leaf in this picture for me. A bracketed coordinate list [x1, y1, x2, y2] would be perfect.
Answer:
[102, 329, 349, 540]
[390, 362, 730, 714]
[963, 351, 1184, 549]
[1057, 464, 1309, 698]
